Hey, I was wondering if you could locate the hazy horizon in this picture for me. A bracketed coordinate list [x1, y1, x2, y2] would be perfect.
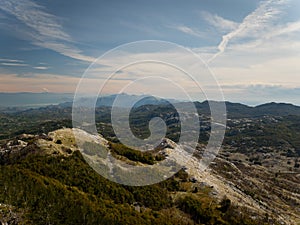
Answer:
[0, 91, 299, 108]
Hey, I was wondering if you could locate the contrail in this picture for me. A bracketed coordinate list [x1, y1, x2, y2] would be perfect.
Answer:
[207, 0, 288, 64]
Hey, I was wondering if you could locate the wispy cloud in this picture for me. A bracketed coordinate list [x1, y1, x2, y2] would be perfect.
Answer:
[201, 11, 239, 32]
[0, 0, 95, 62]
[0, 58, 24, 63]
[265, 20, 300, 38]
[170, 25, 206, 38]
[222, 20, 300, 56]
[1, 62, 28, 67]
[208, 0, 289, 63]
[0, 58, 28, 67]
[33, 66, 49, 70]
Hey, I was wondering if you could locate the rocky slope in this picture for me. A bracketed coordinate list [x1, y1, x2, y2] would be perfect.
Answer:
[1, 128, 299, 224]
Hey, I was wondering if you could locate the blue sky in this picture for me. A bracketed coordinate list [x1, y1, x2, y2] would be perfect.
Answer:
[0, 0, 300, 105]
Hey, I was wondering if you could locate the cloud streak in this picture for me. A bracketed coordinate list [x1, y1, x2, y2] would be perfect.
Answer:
[0, 58, 24, 63]
[33, 66, 49, 70]
[208, 0, 289, 63]
[171, 25, 206, 38]
[1, 62, 28, 67]
[201, 11, 239, 32]
[0, 0, 95, 62]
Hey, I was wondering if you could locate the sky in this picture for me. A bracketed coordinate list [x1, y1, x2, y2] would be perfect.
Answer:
[0, 0, 300, 105]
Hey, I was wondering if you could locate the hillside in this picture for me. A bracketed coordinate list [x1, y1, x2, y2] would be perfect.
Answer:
[0, 99, 300, 224]
[0, 127, 299, 224]
[0, 128, 278, 225]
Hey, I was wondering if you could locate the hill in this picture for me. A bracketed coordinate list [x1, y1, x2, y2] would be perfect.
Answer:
[0, 98, 300, 224]
[0, 128, 276, 225]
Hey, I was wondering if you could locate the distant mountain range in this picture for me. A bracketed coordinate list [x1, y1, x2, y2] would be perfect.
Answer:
[0, 92, 74, 108]
[1, 92, 300, 118]
[60, 93, 179, 108]
[0, 92, 177, 110]
[194, 101, 300, 118]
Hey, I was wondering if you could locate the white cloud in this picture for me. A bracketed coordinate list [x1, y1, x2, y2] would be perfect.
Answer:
[0, 58, 28, 67]
[1, 62, 28, 66]
[0, 0, 95, 62]
[192, 31, 300, 103]
[33, 66, 49, 70]
[0, 58, 24, 63]
[218, 83, 300, 105]
[201, 11, 239, 32]
[208, 0, 290, 63]
[211, 55, 300, 88]
[265, 20, 300, 38]
[35, 42, 95, 62]
[170, 25, 206, 38]
[170, 13, 238, 39]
